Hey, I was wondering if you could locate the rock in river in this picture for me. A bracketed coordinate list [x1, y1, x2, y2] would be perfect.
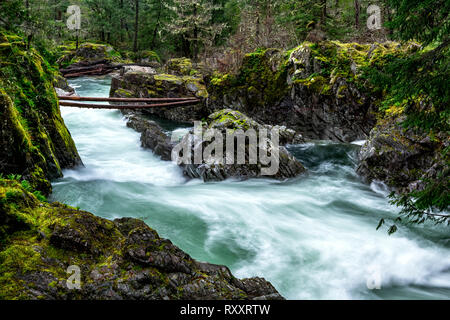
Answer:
[172, 109, 306, 181]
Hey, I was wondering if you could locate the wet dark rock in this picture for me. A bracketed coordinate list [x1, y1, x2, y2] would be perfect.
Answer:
[173, 109, 306, 181]
[54, 74, 76, 96]
[110, 64, 208, 124]
[356, 116, 448, 192]
[124, 114, 174, 161]
[0, 32, 82, 195]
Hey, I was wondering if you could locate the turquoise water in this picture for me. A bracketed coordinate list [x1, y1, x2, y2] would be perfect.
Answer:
[51, 76, 450, 300]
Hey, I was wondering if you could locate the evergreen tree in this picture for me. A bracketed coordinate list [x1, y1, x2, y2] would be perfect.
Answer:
[164, 0, 226, 60]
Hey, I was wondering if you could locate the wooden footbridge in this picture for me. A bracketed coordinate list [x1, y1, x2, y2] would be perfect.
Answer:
[58, 96, 201, 109]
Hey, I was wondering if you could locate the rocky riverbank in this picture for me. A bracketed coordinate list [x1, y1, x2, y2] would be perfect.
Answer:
[0, 179, 283, 300]
[0, 33, 284, 300]
[0, 32, 82, 195]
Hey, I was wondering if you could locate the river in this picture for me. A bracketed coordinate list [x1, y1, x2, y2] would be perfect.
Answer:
[50, 76, 450, 300]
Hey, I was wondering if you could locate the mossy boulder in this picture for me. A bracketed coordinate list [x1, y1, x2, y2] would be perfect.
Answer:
[208, 49, 289, 114]
[173, 109, 306, 181]
[166, 58, 196, 76]
[0, 31, 82, 195]
[133, 50, 161, 64]
[57, 42, 129, 68]
[110, 66, 208, 123]
[0, 179, 283, 300]
[357, 109, 449, 193]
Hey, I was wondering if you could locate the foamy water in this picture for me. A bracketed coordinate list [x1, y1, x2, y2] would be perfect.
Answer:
[51, 76, 450, 300]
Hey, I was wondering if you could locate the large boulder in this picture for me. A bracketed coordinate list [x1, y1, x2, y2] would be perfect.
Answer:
[124, 114, 174, 161]
[0, 32, 82, 195]
[172, 109, 306, 181]
[357, 113, 448, 193]
[57, 43, 127, 68]
[110, 63, 208, 123]
[0, 179, 284, 300]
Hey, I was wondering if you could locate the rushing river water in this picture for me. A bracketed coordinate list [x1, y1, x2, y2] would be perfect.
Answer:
[51, 76, 450, 300]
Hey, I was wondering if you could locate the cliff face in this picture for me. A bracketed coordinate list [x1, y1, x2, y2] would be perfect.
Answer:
[207, 41, 421, 143]
[0, 179, 283, 300]
[0, 31, 82, 195]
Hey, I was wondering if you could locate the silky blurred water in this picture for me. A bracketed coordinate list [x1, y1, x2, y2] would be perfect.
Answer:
[51, 76, 450, 300]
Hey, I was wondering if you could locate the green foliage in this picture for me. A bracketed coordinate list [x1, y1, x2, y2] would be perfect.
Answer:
[0, 0, 26, 32]
[362, 44, 449, 132]
[164, 0, 227, 60]
[386, 0, 450, 45]
[390, 172, 449, 225]
[20, 180, 32, 192]
[32, 190, 47, 202]
[364, 1, 450, 232]
[7, 174, 22, 181]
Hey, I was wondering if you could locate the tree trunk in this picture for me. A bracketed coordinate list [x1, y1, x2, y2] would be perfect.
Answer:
[151, 1, 162, 49]
[354, 0, 360, 29]
[120, 0, 124, 42]
[25, 0, 32, 49]
[133, 0, 139, 53]
[320, 0, 327, 25]
[192, 5, 198, 61]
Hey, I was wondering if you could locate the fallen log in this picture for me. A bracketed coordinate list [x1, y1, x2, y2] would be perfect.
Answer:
[59, 99, 201, 109]
[60, 64, 109, 74]
[61, 62, 159, 75]
[58, 96, 199, 102]
[64, 68, 112, 78]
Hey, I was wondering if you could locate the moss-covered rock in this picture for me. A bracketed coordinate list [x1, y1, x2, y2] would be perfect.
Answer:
[133, 50, 161, 64]
[110, 66, 208, 123]
[57, 42, 130, 68]
[207, 41, 420, 142]
[0, 179, 283, 300]
[356, 109, 449, 193]
[208, 48, 289, 113]
[173, 109, 306, 181]
[166, 58, 195, 76]
[0, 31, 82, 195]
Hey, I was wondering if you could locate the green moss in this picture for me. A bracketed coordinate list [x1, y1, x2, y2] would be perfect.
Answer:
[209, 48, 290, 109]
[208, 109, 257, 131]
[183, 76, 209, 98]
[0, 31, 80, 195]
[135, 50, 160, 63]
[294, 75, 329, 94]
[154, 74, 183, 83]
[115, 88, 134, 98]
[167, 58, 194, 75]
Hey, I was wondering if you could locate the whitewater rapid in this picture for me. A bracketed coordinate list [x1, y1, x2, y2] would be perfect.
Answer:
[51, 76, 450, 300]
